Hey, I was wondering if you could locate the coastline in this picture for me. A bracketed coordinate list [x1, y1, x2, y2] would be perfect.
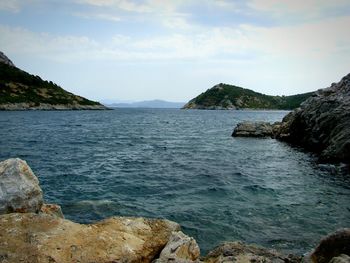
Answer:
[0, 102, 111, 111]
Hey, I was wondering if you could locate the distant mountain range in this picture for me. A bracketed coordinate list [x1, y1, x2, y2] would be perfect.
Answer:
[0, 51, 107, 110]
[183, 83, 314, 110]
[106, 100, 185, 108]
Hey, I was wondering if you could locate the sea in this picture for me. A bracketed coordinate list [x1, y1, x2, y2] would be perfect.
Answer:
[0, 109, 349, 255]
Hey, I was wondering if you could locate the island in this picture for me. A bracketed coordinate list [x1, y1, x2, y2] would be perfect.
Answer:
[183, 83, 313, 110]
[0, 51, 108, 110]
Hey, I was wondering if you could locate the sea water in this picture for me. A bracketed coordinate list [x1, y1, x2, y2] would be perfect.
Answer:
[0, 109, 349, 254]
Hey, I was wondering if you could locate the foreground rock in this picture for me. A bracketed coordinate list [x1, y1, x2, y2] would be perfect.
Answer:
[204, 241, 301, 263]
[0, 158, 43, 214]
[0, 213, 182, 263]
[310, 228, 350, 263]
[232, 121, 274, 137]
[233, 73, 350, 164]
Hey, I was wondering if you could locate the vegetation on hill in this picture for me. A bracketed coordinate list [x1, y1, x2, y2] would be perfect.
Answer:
[183, 83, 314, 110]
[0, 63, 101, 106]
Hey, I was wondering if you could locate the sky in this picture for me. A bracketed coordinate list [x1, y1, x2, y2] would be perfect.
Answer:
[0, 0, 349, 103]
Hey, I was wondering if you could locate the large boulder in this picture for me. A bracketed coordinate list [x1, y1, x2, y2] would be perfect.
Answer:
[310, 229, 350, 263]
[232, 121, 274, 138]
[275, 73, 350, 163]
[203, 241, 300, 263]
[0, 158, 43, 214]
[0, 212, 181, 263]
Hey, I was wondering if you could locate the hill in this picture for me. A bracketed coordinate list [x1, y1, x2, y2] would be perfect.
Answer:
[107, 100, 185, 108]
[0, 52, 107, 110]
[183, 83, 313, 110]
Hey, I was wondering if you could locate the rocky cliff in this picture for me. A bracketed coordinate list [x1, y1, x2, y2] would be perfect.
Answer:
[183, 83, 313, 110]
[0, 51, 108, 110]
[0, 158, 349, 263]
[232, 73, 350, 165]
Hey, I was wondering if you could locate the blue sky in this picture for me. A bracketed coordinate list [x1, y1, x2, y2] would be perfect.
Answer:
[0, 0, 349, 102]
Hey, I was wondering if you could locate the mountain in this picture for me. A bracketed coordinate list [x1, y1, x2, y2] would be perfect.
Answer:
[183, 83, 314, 110]
[0, 52, 107, 110]
[108, 100, 185, 108]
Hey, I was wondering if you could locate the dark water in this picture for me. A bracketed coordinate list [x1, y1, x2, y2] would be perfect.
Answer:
[0, 109, 349, 255]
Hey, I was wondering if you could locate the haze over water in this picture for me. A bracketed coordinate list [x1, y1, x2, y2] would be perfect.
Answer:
[0, 109, 349, 254]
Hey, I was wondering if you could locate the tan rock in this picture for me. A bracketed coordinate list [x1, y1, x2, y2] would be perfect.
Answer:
[204, 242, 300, 263]
[155, 231, 200, 263]
[40, 203, 64, 218]
[0, 212, 180, 263]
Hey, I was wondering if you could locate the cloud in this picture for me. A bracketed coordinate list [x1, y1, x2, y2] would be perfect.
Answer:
[0, 0, 22, 12]
[74, 12, 121, 22]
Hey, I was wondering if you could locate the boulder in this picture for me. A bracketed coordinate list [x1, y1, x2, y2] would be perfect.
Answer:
[0, 212, 181, 263]
[155, 231, 200, 263]
[203, 241, 301, 263]
[232, 121, 274, 138]
[275, 73, 350, 163]
[330, 254, 350, 263]
[310, 229, 350, 263]
[0, 158, 43, 214]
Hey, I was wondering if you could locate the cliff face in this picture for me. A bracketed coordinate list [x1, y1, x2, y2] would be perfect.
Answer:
[275, 73, 350, 163]
[0, 51, 108, 110]
[183, 83, 313, 110]
[232, 73, 350, 165]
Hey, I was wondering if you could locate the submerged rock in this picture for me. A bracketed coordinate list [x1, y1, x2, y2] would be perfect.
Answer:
[0, 158, 43, 214]
[203, 241, 301, 263]
[232, 121, 274, 138]
[0, 213, 181, 263]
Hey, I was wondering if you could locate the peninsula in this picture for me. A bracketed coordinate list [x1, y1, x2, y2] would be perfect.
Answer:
[183, 83, 313, 110]
[0, 52, 107, 110]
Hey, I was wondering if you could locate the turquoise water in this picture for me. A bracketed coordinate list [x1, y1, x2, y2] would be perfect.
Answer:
[0, 109, 349, 255]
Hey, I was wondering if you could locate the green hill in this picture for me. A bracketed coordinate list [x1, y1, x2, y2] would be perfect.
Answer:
[183, 83, 313, 110]
[0, 53, 107, 110]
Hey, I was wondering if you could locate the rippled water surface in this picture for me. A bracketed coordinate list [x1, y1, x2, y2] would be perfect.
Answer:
[0, 109, 349, 254]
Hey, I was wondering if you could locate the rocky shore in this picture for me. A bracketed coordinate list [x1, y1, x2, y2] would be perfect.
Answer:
[232, 73, 350, 165]
[0, 102, 110, 111]
[0, 158, 349, 263]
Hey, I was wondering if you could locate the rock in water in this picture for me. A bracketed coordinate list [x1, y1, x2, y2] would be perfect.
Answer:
[275, 73, 350, 163]
[0, 213, 181, 263]
[0, 158, 43, 214]
[232, 121, 274, 138]
[310, 228, 350, 263]
[203, 241, 300, 263]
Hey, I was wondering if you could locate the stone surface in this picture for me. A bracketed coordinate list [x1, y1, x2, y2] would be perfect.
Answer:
[155, 231, 200, 263]
[275, 73, 350, 163]
[40, 203, 64, 218]
[0, 212, 180, 263]
[204, 242, 301, 263]
[330, 254, 350, 263]
[0, 51, 15, 67]
[310, 228, 350, 263]
[203, 242, 301, 263]
[0, 158, 43, 214]
[232, 121, 274, 138]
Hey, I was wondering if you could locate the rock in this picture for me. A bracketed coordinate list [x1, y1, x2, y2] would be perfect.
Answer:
[203, 241, 301, 263]
[155, 231, 200, 263]
[0, 51, 15, 67]
[0, 212, 180, 263]
[275, 73, 350, 163]
[0, 158, 43, 214]
[330, 254, 350, 263]
[310, 228, 350, 263]
[232, 121, 274, 138]
[40, 203, 64, 218]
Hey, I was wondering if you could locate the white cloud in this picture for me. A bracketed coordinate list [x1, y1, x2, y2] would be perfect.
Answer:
[0, 0, 22, 12]
[74, 12, 121, 22]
